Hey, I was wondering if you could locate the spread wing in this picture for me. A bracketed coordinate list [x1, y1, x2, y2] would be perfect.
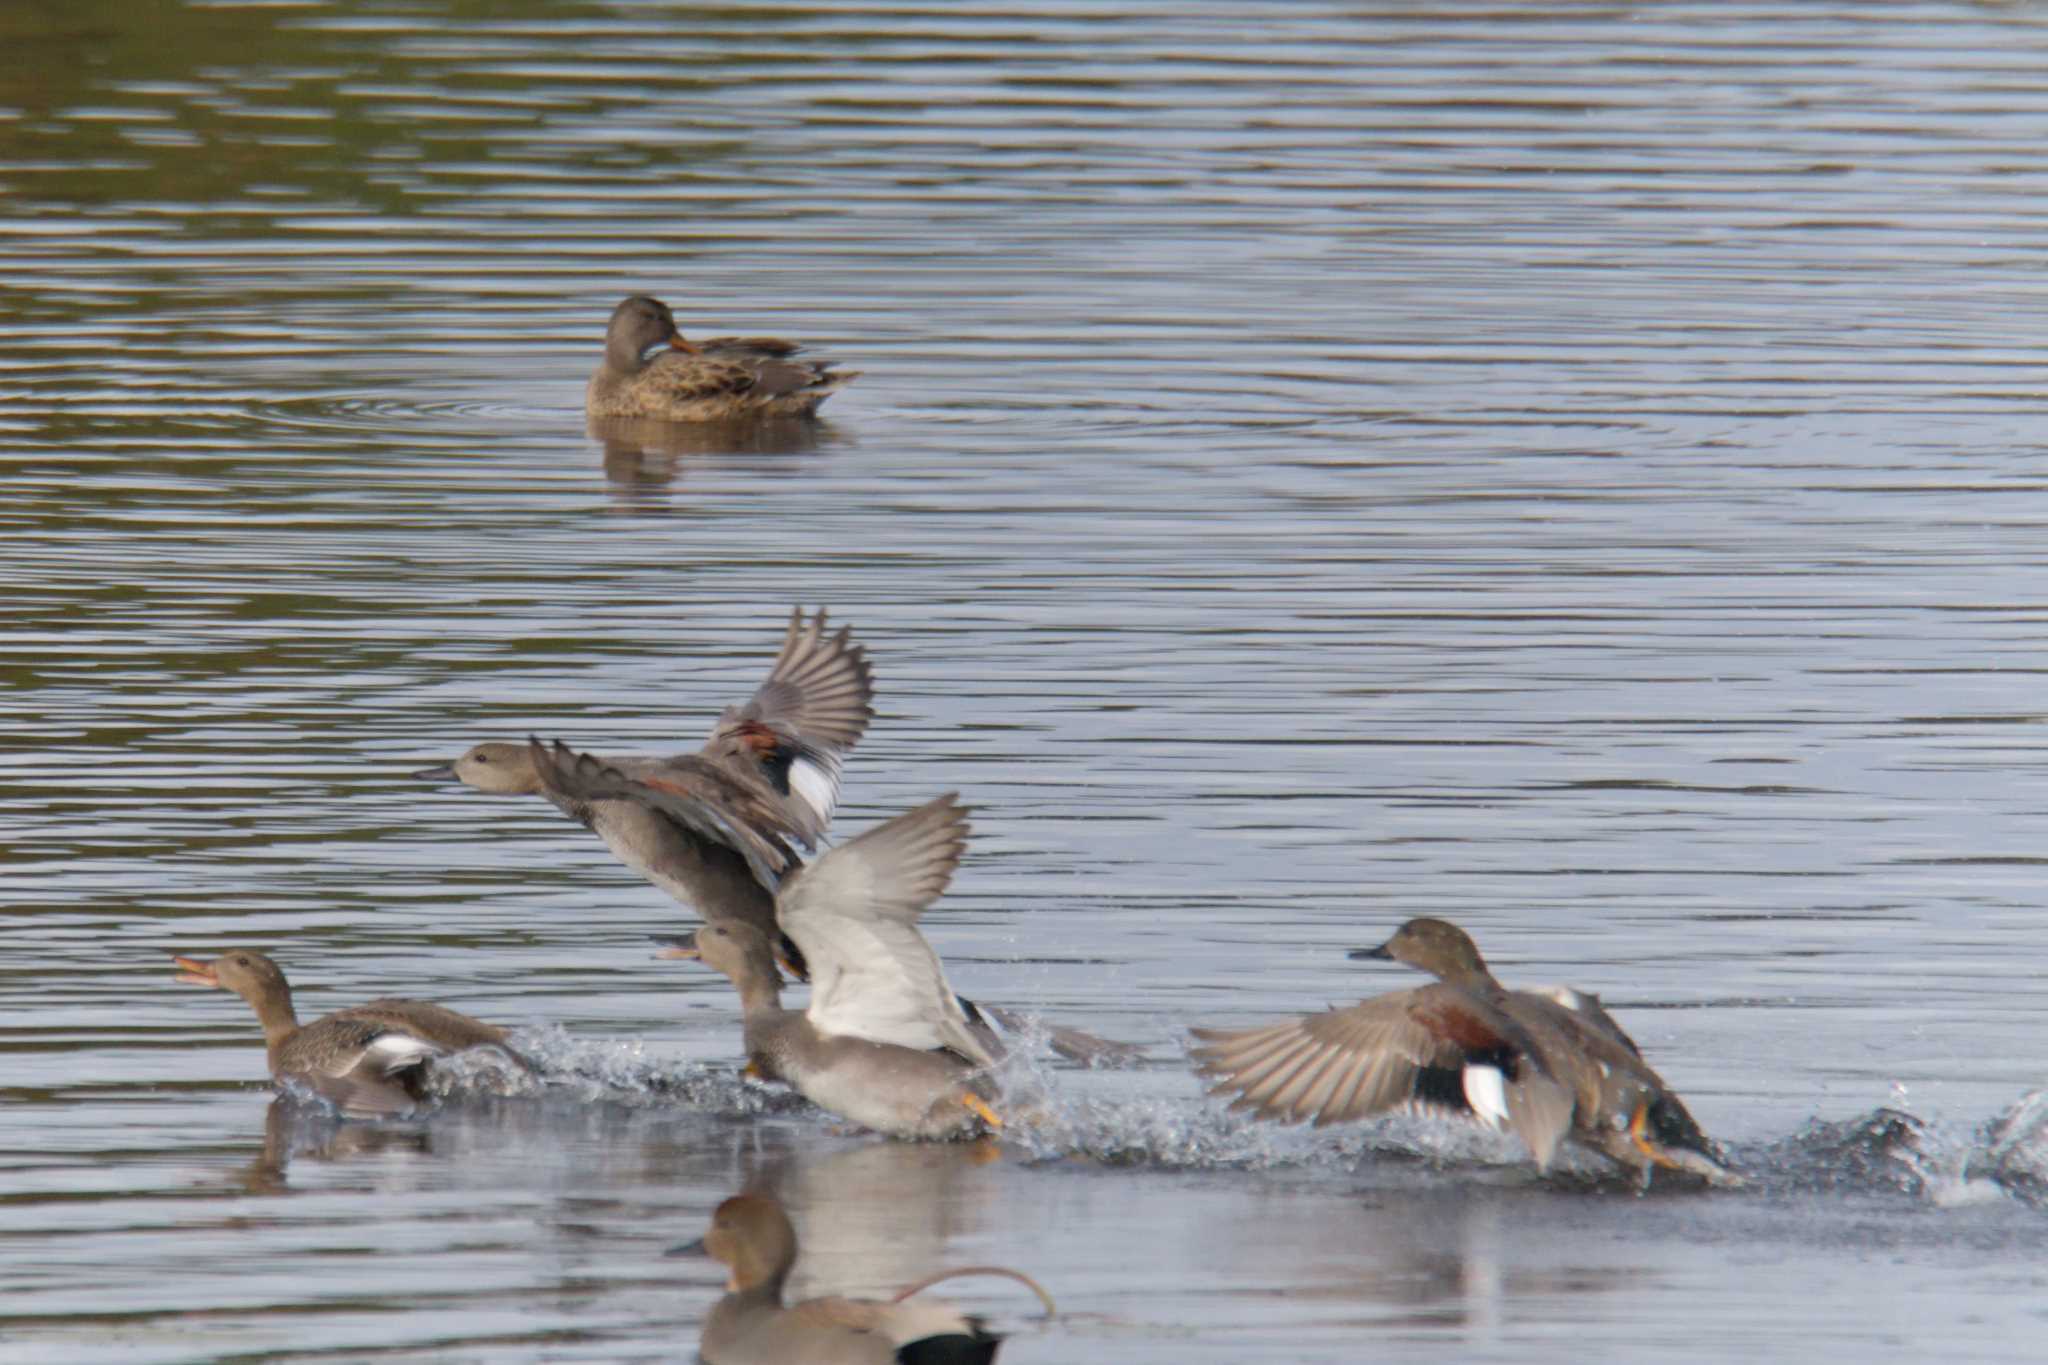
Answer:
[776, 793, 995, 1067]
[1191, 985, 1573, 1166]
[527, 737, 801, 889]
[700, 607, 876, 846]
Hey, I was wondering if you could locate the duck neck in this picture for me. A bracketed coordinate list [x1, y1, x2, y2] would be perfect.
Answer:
[727, 951, 784, 1016]
[738, 973, 783, 1016]
[245, 982, 301, 1050]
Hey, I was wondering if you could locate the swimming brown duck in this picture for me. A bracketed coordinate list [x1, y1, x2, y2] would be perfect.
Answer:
[414, 607, 875, 979]
[587, 295, 857, 422]
[171, 949, 528, 1118]
[661, 794, 1005, 1141]
[1190, 917, 1737, 1185]
[672, 1193, 1053, 1365]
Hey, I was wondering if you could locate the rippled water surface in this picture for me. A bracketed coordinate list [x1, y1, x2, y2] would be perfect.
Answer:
[10, 2, 2048, 1360]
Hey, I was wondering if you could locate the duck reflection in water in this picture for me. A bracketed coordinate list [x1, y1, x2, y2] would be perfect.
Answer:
[239, 1095, 434, 1195]
[670, 1153, 1054, 1365]
[588, 413, 846, 506]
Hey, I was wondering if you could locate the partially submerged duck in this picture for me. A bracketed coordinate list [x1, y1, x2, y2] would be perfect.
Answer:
[414, 607, 875, 979]
[662, 794, 1004, 1140]
[672, 1192, 1053, 1365]
[1190, 917, 1737, 1185]
[171, 949, 528, 1118]
[587, 295, 857, 422]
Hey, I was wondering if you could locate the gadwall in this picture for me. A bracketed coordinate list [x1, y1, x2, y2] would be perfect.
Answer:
[415, 607, 874, 978]
[172, 949, 528, 1118]
[671, 1193, 1053, 1365]
[587, 295, 858, 422]
[662, 794, 1004, 1140]
[1190, 917, 1737, 1185]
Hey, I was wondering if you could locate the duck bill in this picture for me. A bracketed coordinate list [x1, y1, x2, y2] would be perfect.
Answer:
[651, 933, 700, 961]
[1346, 942, 1395, 962]
[412, 763, 458, 783]
[668, 334, 699, 355]
[663, 1236, 707, 1258]
[172, 955, 221, 987]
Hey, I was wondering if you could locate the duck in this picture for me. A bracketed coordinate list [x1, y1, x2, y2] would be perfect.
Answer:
[671, 1193, 1053, 1365]
[1189, 917, 1737, 1185]
[660, 793, 1005, 1140]
[414, 607, 874, 979]
[586, 295, 857, 422]
[171, 949, 529, 1118]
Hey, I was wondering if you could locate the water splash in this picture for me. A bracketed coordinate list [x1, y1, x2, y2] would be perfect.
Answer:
[1966, 1088, 2048, 1207]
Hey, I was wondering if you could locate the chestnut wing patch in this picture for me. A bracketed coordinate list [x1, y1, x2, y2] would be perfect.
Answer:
[1408, 995, 1525, 1080]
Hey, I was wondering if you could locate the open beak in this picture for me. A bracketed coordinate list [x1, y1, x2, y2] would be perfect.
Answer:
[652, 933, 700, 961]
[1346, 941, 1395, 962]
[412, 763, 458, 782]
[172, 955, 220, 987]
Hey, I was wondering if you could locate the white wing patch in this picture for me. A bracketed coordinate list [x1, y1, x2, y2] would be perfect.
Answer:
[359, 1033, 439, 1077]
[1462, 1063, 1510, 1129]
[788, 753, 841, 828]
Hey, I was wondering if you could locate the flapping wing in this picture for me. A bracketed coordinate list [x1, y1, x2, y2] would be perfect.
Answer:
[527, 737, 800, 889]
[777, 793, 994, 1066]
[1191, 985, 1573, 1166]
[1193, 992, 1467, 1126]
[702, 607, 875, 846]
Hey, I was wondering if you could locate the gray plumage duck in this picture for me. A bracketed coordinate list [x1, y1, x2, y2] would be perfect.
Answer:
[171, 949, 528, 1118]
[671, 1193, 1053, 1365]
[587, 295, 857, 422]
[662, 794, 1005, 1141]
[1190, 917, 1737, 1186]
[415, 607, 874, 980]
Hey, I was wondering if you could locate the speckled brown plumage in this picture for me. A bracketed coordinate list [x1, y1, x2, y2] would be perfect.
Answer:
[172, 949, 526, 1118]
[586, 295, 857, 422]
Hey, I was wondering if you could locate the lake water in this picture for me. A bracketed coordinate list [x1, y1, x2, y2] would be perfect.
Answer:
[8, 1, 2048, 1360]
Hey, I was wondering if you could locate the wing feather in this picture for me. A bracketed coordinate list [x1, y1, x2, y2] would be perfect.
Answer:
[1192, 986, 1568, 1158]
[527, 737, 799, 888]
[701, 607, 876, 843]
[777, 794, 993, 1066]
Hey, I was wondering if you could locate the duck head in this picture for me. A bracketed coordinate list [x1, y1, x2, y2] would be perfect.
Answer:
[605, 294, 697, 370]
[172, 948, 299, 1038]
[1349, 916, 1494, 987]
[413, 742, 544, 795]
[668, 1194, 798, 1293]
[656, 923, 781, 985]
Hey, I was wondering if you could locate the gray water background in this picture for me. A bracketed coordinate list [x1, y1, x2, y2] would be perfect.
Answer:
[8, 1, 2048, 1360]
